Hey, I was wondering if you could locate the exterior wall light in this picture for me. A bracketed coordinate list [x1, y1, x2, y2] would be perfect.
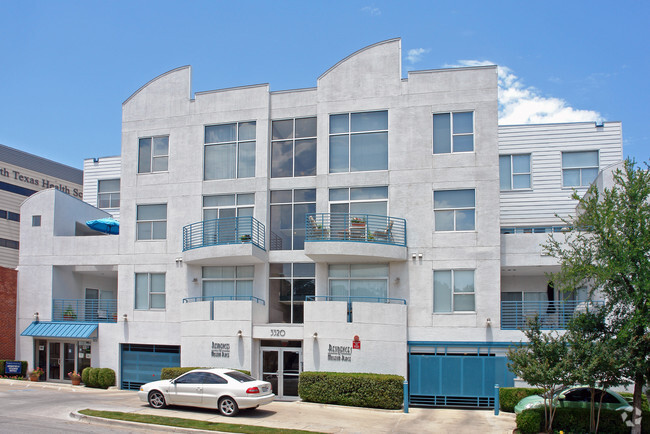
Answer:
[33, 312, 39, 322]
[123, 313, 128, 322]
[486, 318, 492, 327]
[237, 330, 243, 337]
[312, 332, 318, 339]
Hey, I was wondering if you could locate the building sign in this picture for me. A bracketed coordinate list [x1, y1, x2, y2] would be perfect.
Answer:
[0, 166, 82, 198]
[211, 342, 230, 358]
[352, 335, 361, 350]
[328, 344, 352, 362]
[4, 361, 22, 375]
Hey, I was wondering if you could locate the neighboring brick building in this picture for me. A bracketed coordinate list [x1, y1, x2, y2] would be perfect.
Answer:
[0, 266, 17, 359]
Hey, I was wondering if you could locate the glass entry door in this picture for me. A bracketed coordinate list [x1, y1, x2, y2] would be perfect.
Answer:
[47, 342, 79, 381]
[48, 342, 61, 380]
[261, 348, 302, 399]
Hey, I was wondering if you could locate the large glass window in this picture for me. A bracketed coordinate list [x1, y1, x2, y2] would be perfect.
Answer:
[202, 266, 253, 299]
[270, 189, 316, 250]
[329, 186, 388, 216]
[328, 264, 388, 300]
[499, 154, 531, 190]
[269, 263, 315, 323]
[329, 111, 388, 173]
[203, 193, 254, 221]
[98, 179, 120, 208]
[204, 122, 256, 180]
[135, 273, 165, 309]
[271, 117, 317, 177]
[136, 204, 167, 240]
[562, 151, 598, 187]
[434, 189, 475, 231]
[434, 270, 475, 312]
[433, 112, 474, 153]
[138, 136, 168, 173]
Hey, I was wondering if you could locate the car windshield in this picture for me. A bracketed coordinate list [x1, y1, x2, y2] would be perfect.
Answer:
[224, 371, 255, 383]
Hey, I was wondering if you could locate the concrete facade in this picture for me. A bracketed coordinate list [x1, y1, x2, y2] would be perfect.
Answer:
[15, 39, 623, 405]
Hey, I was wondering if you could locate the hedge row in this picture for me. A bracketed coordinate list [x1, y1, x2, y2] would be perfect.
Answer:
[517, 407, 650, 434]
[499, 387, 544, 413]
[0, 360, 28, 378]
[298, 371, 404, 410]
[160, 367, 251, 380]
[81, 367, 115, 389]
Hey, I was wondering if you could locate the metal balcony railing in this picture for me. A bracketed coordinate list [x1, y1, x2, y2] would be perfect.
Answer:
[52, 299, 118, 323]
[183, 216, 265, 251]
[182, 295, 265, 305]
[305, 213, 406, 246]
[500, 300, 605, 330]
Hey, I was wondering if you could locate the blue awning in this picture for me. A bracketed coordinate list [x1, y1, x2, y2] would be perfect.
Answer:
[21, 321, 98, 338]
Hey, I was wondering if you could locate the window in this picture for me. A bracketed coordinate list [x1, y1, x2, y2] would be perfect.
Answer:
[270, 189, 316, 250]
[135, 273, 165, 309]
[202, 266, 253, 299]
[138, 136, 169, 173]
[433, 112, 474, 153]
[329, 110, 388, 173]
[136, 204, 167, 240]
[204, 122, 255, 180]
[272, 117, 317, 177]
[203, 193, 254, 221]
[32, 215, 41, 227]
[500, 154, 531, 190]
[562, 151, 598, 187]
[434, 189, 475, 231]
[501, 292, 548, 302]
[0, 210, 20, 222]
[98, 179, 120, 208]
[175, 372, 204, 384]
[0, 238, 19, 250]
[328, 264, 388, 300]
[434, 270, 475, 312]
[329, 186, 388, 216]
[269, 263, 315, 323]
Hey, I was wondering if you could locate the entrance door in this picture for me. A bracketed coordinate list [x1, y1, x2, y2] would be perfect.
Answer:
[48, 342, 77, 381]
[48, 342, 61, 380]
[261, 348, 302, 399]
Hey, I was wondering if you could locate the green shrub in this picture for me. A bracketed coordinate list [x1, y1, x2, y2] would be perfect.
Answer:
[87, 367, 99, 388]
[515, 409, 542, 434]
[298, 371, 404, 410]
[97, 368, 115, 389]
[81, 366, 91, 384]
[499, 387, 543, 413]
[160, 367, 250, 380]
[620, 391, 650, 412]
[0, 360, 28, 378]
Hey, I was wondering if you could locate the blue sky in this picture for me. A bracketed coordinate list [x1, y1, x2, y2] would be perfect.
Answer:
[1, 1, 647, 169]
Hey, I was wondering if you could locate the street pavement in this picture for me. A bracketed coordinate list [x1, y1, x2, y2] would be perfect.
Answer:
[0, 379, 516, 433]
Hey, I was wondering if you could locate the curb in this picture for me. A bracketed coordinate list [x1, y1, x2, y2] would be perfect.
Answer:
[70, 411, 227, 433]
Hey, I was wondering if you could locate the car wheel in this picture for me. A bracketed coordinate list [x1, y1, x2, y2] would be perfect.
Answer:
[218, 396, 239, 416]
[148, 390, 166, 409]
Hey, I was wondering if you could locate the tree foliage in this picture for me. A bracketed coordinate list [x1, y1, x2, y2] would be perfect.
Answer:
[545, 159, 650, 434]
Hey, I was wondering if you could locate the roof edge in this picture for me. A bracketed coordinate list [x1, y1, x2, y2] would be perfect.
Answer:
[318, 38, 401, 81]
[123, 65, 191, 106]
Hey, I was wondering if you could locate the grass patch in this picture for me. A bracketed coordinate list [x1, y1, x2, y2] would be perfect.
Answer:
[78, 409, 322, 434]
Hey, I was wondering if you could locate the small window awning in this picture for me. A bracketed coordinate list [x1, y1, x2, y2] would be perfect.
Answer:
[21, 321, 98, 339]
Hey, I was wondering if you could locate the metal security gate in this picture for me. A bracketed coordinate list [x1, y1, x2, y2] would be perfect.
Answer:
[408, 342, 515, 408]
[120, 344, 180, 390]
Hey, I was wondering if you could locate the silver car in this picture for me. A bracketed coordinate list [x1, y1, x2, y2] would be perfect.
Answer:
[138, 368, 275, 416]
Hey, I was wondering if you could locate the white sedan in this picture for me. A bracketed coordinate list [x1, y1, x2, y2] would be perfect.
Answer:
[138, 368, 274, 416]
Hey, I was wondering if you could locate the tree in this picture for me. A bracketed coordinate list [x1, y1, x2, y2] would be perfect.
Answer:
[565, 310, 625, 433]
[507, 317, 572, 432]
[545, 159, 650, 434]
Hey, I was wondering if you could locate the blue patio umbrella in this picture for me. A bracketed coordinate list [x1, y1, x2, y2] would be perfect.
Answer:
[86, 218, 120, 235]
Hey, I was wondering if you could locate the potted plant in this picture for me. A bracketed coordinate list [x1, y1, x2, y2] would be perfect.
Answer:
[63, 305, 77, 320]
[240, 234, 251, 243]
[28, 367, 44, 382]
[350, 217, 366, 226]
[68, 371, 82, 385]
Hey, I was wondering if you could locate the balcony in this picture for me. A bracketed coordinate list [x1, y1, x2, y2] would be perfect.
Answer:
[182, 216, 267, 265]
[501, 300, 604, 330]
[306, 295, 406, 323]
[52, 299, 117, 323]
[304, 213, 407, 262]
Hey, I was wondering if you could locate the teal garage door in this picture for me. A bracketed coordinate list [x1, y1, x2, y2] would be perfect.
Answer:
[408, 342, 515, 408]
[120, 344, 180, 390]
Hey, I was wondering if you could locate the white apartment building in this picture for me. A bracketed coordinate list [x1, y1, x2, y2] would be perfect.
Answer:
[15, 39, 623, 407]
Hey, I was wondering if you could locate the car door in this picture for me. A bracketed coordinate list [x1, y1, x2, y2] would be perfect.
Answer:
[594, 389, 627, 411]
[201, 373, 229, 408]
[169, 372, 204, 405]
[559, 387, 592, 410]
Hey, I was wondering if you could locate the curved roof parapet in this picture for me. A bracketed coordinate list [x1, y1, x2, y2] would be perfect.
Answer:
[318, 38, 401, 81]
[123, 65, 191, 105]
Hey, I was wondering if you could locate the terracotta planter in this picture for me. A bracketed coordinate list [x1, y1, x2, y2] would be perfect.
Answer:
[29, 376, 39, 382]
[71, 377, 81, 386]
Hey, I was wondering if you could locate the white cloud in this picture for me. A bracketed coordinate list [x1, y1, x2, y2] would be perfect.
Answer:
[361, 6, 381, 16]
[407, 48, 430, 64]
[446, 60, 602, 125]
